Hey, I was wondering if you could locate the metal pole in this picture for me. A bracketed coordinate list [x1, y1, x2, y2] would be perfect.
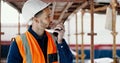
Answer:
[81, 10, 85, 63]
[110, 0, 118, 63]
[75, 13, 79, 63]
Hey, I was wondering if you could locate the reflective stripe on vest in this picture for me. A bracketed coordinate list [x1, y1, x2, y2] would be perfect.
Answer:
[15, 31, 58, 63]
[21, 34, 32, 63]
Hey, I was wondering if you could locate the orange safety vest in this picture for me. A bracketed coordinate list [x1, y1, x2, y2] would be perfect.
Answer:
[15, 31, 58, 63]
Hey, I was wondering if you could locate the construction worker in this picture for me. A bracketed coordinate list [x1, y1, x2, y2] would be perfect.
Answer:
[7, 0, 73, 63]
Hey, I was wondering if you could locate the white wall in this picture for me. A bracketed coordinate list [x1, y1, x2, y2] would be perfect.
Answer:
[64, 12, 120, 45]
[1, 1, 27, 41]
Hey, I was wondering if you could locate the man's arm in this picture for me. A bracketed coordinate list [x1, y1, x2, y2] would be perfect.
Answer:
[53, 23, 74, 63]
[57, 39, 74, 63]
[7, 41, 22, 63]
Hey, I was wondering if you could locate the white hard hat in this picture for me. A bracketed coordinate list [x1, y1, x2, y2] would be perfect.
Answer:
[22, 0, 51, 21]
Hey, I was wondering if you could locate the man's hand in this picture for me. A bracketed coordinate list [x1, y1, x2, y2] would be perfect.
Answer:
[54, 23, 65, 44]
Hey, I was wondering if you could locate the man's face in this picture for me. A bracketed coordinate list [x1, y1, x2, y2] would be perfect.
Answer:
[34, 7, 60, 29]
[35, 7, 52, 29]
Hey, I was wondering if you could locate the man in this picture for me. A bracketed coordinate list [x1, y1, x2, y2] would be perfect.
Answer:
[7, 0, 73, 63]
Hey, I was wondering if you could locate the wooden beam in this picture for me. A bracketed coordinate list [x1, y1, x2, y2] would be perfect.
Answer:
[42, 0, 83, 2]
[67, 19, 70, 45]
[86, 5, 108, 13]
[75, 13, 79, 63]
[18, 13, 20, 35]
[1, 24, 26, 27]
[58, 2, 73, 23]
[66, 1, 88, 23]
[0, 0, 1, 61]
[80, 10, 85, 63]
[54, 12, 71, 16]
[89, 0, 95, 63]
[3, 0, 27, 2]
[5, 2, 21, 13]
[111, 0, 118, 63]
[51, 2, 56, 21]
[6, 0, 84, 2]
[0, 32, 4, 35]
[85, 2, 120, 14]
[94, 5, 108, 12]
[73, 1, 88, 14]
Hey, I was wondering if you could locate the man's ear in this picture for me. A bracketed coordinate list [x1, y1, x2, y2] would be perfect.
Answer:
[33, 17, 39, 23]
